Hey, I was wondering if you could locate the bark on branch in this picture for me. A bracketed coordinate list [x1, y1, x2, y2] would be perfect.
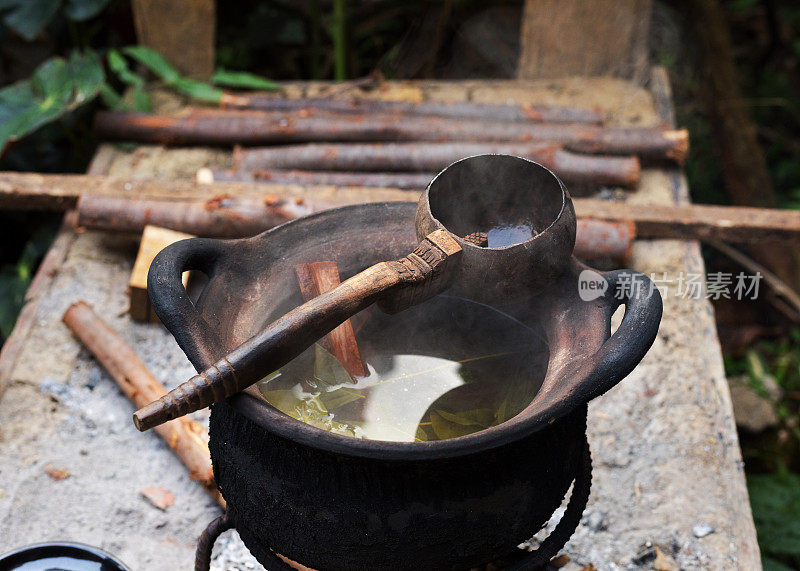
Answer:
[93, 110, 688, 163]
[232, 142, 641, 187]
[223, 95, 605, 125]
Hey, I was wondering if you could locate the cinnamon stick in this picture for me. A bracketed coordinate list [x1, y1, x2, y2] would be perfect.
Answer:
[223, 95, 605, 125]
[295, 262, 367, 380]
[232, 142, 641, 187]
[93, 109, 688, 163]
[62, 301, 222, 506]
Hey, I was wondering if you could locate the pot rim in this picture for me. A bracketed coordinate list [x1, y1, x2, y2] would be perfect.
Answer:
[152, 204, 660, 461]
[171, 201, 587, 460]
[217, 200, 594, 461]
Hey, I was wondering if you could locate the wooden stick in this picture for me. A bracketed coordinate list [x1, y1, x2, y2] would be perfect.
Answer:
[76, 194, 329, 237]
[231, 142, 641, 187]
[223, 95, 605, 125]
[62, 301, 222, 506]
[93, 110, 689, 163]
[573, 218, 634, 263]
[295, 262, 367, 380]
[707, 239, 800, 321]
[72, 193, 800, 248]
[211, 168, 433, 190]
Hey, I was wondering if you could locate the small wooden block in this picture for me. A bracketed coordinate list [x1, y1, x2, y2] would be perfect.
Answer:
[129, 225, 194, 323]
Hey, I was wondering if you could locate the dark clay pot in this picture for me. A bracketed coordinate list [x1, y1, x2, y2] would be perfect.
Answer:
[148, 158, 661, 570]
[150, 207, 661, 570]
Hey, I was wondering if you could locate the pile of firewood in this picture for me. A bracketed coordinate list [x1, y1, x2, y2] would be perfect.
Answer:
[93, 94, 689, 190]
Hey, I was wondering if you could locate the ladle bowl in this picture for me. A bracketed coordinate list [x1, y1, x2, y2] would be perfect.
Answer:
[146, 156, 662, 570]
[417, 154, 576, 302]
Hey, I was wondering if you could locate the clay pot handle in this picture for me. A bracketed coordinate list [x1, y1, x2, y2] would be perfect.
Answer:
[147, 237, 229, 369]
[526, 269, 663, 421]
[133, 230, 462, 432]
[584, 270, 664, 398]
[582, 269, 663, 401]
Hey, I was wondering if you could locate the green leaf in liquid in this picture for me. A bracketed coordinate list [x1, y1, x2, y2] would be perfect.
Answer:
[312, 343, 353, 387]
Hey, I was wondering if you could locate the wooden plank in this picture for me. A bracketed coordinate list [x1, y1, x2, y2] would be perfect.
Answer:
[0, 146, 117, 394]
[517, 0, 652, 83]
[571, 199, 800, 244]
[0, 171, 413, 210]
[129, 225, 193, 323]
[131, 0, 215, 79]
[648, 66, 762, 569]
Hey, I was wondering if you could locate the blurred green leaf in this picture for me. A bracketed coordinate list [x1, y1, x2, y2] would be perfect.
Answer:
[106, 49, 151, 112]
[63, 0, 109, 21]
[0, 51, 104, 152]
[98, 84, 128, 111]
[729, 0, 759, 10]
[108, 49, 145, 88]
[122, 46, 181, 83]
[0, 0, 108, 39]
[121, 46, 223, 103]
[0, 268, 30, 338]
[763, 556, 796, 571]
[171, 78, 223, 103]
[0, 0, 59, 41]
[211, 69, 281, 91]
[0, 224, 56, 338]
[130, 87, 152, 112]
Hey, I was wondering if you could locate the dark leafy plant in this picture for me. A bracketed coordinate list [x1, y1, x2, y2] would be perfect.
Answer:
[748, 470, 800, 569]
[121, 46, 224, 103]
[0, 223, 57, 338]
[0, 50, 104, 153]
[0, 45, 282, 154]
[102, 49, 151, 112]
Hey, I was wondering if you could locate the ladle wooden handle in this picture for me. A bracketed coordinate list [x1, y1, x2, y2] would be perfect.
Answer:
[133, 230, 462, 431]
